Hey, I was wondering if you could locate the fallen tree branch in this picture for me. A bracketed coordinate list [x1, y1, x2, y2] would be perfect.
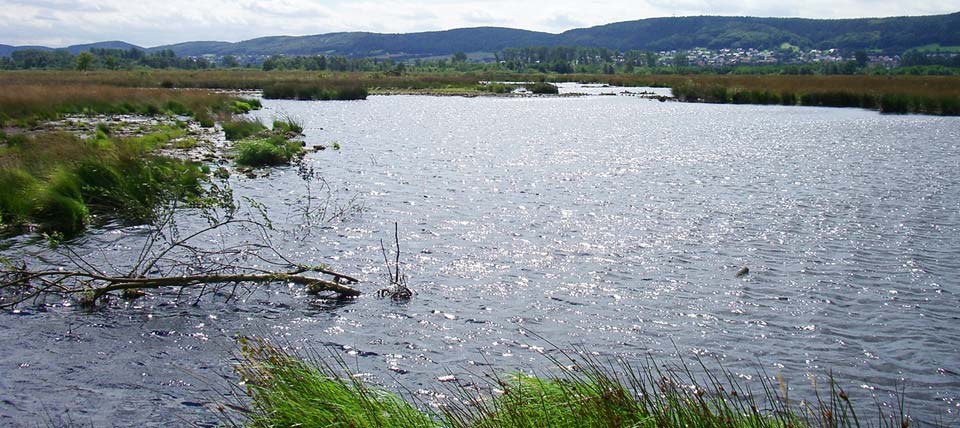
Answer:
[0, 266, 360, 309]
[1, 174, 368, 310]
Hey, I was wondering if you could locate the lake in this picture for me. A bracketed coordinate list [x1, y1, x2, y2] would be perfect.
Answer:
[1, 94, 958, 426]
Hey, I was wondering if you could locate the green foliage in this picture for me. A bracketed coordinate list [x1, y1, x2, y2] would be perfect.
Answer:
[234, 135, 303, 167]
[222, 118, 267, 141]
[237, 339, 437, 428]
[262, 82, 368, 100]
[194, 110, 215, 128]
[272, 117, 303, 135]
[0, 131, 208, 235]
[524, 82, 559, 94]
[669, 77, 959, 115]
[481, 83, 518, 93]
[75, 52, 95, 71]
[230, 338, 924, 428]
[33, 168, 88, 234]
[0, 168, 39, 225]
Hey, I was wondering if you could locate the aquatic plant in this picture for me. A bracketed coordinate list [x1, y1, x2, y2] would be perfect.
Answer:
[0, 83, 248, 125]
[666, 75, 960, 115]
[0, 131, 208, 235]
[262, 82, 368, 100]
[222, 337, 930, 428]
[272, 116, 304, 135]
[481, 83, 518, 94]
[231, 337, 435, 428]
[234, 135, 304, 167]
[222, 117, 267, 141]
[524, 82, 559, 94]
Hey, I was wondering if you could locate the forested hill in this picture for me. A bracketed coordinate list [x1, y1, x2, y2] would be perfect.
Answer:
[560, 14, 960, 52]
[3, 13, 958, 58]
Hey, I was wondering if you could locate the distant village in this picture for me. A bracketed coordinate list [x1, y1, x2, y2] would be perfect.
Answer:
[651, 47, 903, 68]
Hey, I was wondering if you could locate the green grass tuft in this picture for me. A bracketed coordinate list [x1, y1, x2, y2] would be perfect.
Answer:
[272, 117, 303, 135]
[235, 337, 437, 428]
[234, 135, 303, 167]
[224, 338, 929, 428]
[0, 131, 208, 235]
[222, 118, 267, 141]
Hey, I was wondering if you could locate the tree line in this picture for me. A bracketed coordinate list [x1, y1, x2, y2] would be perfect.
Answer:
[2, 45, 957, 76]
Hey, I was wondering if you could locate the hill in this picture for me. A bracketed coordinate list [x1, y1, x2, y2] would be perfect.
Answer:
[2, 12, 958, 58]
[64, 41, 144, 54]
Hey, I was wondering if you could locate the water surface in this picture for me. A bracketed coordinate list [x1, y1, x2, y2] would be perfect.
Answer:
[2, 95, 959, 426]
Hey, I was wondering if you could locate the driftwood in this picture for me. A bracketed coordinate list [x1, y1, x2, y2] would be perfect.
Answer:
[1, 190, 364, 309]
[1, 265, 360, 310]
[375, 222, 412, 301]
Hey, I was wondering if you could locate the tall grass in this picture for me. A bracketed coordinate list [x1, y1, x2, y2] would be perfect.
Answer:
[668, 75, 960, 115]
[0, 84, 241, 126]
[222, 118, 267, 141]
[0, 130, 207, 235]
[231, 337, 437, 428]
[224, 338, 931, 428]
[3, 70, 958, 114]
[262, 82, 368, 100]
[234, 135, 304, 167]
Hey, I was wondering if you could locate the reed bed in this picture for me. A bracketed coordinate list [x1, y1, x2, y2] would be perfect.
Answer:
[0, 83, 240, 125]
[223, 337, 933, 428]
[662, 75, 960, 115]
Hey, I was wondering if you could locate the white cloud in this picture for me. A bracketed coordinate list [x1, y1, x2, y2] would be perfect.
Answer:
[0, 0, 956, 47]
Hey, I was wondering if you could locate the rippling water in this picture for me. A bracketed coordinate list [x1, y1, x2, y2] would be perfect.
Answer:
[2, 96, 959, 426]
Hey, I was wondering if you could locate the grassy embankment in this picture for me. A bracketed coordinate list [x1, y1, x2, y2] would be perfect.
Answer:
[644, 75, 960, 115]
[227, 338, 921, 428]
[0, 84, 271, 235]
[4, 70, 959, 115]
[0, 70, 568, 98]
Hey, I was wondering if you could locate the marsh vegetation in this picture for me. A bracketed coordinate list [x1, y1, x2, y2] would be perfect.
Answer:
[225, 337, 924, 428]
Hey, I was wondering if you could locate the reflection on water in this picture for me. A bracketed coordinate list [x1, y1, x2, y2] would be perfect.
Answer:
[1, 96, 959, 426]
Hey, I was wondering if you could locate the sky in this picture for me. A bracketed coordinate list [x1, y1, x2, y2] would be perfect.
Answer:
[1, 0, 958, 48]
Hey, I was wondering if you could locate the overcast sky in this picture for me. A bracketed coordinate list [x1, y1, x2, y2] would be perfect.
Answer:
[1, 0, 957, 48]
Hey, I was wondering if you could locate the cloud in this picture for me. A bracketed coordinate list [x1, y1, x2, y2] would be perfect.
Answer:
[0, 0, 956, 47]
[542, 13, 586, 31]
